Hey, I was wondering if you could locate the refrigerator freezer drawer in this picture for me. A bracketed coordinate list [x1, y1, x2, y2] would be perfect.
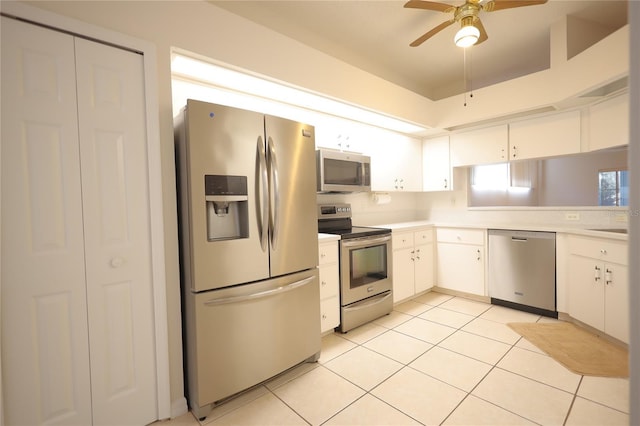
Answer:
[185, 269, 320, 419]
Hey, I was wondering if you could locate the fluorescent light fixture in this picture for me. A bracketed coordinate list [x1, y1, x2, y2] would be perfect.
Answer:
[171, 53, 428, 134]
[454, 24, 480, 48]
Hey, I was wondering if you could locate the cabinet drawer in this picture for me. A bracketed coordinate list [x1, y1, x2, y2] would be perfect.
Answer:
[568, 236, 627, 265]
[318, 242, 339, 265]
[414, 229, 433, 245]
[319, 263, 339, 299]
[392, 231, 414, 250]
[320, 296, 340, 332]
[437, 228, 484, 245]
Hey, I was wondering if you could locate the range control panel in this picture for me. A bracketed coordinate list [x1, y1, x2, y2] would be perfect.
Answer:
[317, 203, 352, 219]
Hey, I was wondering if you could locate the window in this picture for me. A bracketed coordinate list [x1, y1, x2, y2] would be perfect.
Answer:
[599, 169, 629, 206]
[471, 162, 534, 190]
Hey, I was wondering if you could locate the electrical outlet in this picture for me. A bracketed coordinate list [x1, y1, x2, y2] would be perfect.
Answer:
[615, 213, 628, 223]
[565, 212, 580, 221]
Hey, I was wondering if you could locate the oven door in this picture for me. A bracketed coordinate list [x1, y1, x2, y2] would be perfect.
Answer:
[339, 234, 392, 306]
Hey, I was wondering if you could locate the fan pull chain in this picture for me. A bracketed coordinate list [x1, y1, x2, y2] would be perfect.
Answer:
[463, 48, 474, 107]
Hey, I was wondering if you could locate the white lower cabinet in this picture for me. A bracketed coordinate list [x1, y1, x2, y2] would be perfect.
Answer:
[436, 228, 486, 296]
[567, 235, 628, 343]
[392, 227, 434, 303]
[318, 239, 340, 332]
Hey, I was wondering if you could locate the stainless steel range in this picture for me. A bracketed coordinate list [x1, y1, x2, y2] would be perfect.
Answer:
[318, 203, 393, 332]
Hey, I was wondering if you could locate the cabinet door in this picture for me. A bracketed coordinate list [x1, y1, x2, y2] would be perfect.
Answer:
[393, 247, 416, 303]
[604, 262, 629, 343]
[423, 136, 452, 191]
[450, 124, 508, 166]
[370, 134, 422, 191]
[414, 243, 434, 293]
[568, 255, 605, 331]
[1, 18, 93, 426]
[589, 93, 629, 151]
[509, 110, 581, 160]
[315, 122, 366, 153]
[437, 243, 485, 295]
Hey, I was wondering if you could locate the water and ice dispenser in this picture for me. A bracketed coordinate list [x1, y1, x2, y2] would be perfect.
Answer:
[205, 175, 249, 241]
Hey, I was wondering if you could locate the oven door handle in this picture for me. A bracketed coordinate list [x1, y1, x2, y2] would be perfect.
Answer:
[341, 235, 391, 248]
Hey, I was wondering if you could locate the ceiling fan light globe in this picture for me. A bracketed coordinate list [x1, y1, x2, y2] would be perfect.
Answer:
[454, 25, 480, 47]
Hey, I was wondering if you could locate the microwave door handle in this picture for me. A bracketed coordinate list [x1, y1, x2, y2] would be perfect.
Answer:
[268, 136, 280, 250]
[257, 136, 269, 252]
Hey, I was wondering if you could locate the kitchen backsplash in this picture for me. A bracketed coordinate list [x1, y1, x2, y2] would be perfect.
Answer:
[317, 191, 629, 229]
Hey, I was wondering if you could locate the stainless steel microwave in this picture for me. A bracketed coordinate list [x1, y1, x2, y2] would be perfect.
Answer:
[316, 148, 371, 192]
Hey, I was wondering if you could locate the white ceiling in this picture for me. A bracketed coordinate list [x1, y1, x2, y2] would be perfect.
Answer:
[210, 0, 628, 100]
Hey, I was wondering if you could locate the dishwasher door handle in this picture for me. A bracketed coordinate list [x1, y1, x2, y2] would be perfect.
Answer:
[511, 237, 528, 242]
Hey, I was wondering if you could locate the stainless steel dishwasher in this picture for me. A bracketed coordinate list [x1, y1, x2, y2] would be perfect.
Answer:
[488, 229, 557, 318]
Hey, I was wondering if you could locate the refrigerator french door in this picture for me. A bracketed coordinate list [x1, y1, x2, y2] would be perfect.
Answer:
[175, 99, 320, 420]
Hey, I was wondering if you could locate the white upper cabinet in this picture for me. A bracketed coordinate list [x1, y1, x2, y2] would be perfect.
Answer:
[450, 124, 508, 167]
[315, 122, 367, 153]
[588, 92, 629, 151]
[509, 110, 581, 160]
[423, 136, 452, 191]
[369, 132, 422, 191]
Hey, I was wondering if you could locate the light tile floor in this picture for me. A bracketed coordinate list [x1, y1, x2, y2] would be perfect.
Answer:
[159, 292, 629, 426]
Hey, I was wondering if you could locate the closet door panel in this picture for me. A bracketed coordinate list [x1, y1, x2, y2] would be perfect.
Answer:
[75, 38, 157, 425]
[1, 17, 92, 426]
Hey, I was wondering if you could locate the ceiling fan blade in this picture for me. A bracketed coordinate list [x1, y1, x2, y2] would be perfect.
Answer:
[484, 0, 548, 12]
[475, 18, 488, 45]
[410, 18, 456, 47]
[404, 0, 455, 13]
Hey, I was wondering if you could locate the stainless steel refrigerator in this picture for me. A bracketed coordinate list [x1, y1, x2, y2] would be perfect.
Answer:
[175, 99, 320, 420]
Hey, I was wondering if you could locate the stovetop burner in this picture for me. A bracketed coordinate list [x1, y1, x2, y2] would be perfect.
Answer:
[317, 203, 390, 239]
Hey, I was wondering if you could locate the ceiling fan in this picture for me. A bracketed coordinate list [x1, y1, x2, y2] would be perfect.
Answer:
[405, 0, 548, 48]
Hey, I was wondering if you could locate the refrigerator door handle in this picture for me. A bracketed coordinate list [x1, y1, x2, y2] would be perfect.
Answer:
[268, 137, 280, 250]
[203, 276, 315, 306]
[257, 136, 269, 252]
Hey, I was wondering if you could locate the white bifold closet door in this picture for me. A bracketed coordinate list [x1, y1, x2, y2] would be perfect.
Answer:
[1, 17, 157, 426]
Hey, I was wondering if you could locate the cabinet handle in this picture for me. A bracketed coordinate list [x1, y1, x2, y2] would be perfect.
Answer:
[605, 268, 613, 285]
[501, 148, 505, 159]
[594, 265, 601, 282]
[600, 249, 607, 255]
[321, 280, 327, 286]
[512, 146, 517, 158]
[476, 249, 481, 261]
[444, 178, 448, 189]
[320, 253, 326, 258]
